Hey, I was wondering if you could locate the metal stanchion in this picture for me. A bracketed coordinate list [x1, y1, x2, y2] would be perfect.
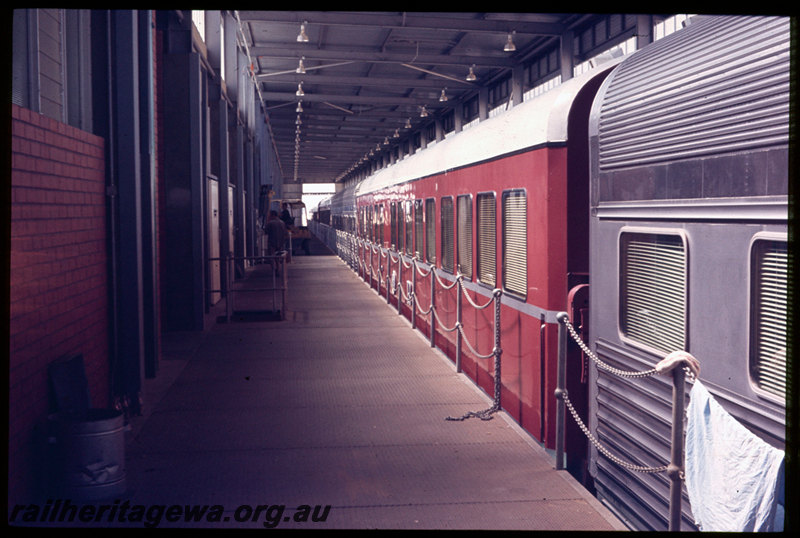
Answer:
[668, 366, 686, 532]
[555, 312, 568, 471]
[455, 275, 463, 373]
[429, 268, 436, 348]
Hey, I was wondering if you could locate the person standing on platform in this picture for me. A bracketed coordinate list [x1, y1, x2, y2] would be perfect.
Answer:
[265, 210, 287, 274]
[280, 203, 294, 228]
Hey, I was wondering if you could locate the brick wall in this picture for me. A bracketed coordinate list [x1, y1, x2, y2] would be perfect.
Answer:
[8, 104, 110, 503]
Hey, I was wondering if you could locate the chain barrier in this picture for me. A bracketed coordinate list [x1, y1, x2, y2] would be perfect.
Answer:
[356, 239, 504, 421]
[557, 314, 680, 474]
[561, 315, 660, 379]
[446, 288, 503, 421]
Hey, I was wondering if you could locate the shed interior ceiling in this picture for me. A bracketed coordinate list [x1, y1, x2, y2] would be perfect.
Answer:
[236, 12, 617, 183]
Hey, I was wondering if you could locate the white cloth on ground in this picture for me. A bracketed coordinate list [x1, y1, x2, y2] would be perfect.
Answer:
[684, 379, 784, 532]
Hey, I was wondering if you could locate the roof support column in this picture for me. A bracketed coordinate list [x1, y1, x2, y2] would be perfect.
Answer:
[511, 64, 524, 107]
[454, 101, 463, 133]
[637, 15, 653, 49]
[478, 86, 489, 121]
[560, 29, 574, 83]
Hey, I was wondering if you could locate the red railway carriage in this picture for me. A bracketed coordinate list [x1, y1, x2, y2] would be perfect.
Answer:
[353, 63, 618, 465]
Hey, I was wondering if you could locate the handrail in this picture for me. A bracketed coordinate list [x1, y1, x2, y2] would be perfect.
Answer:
[207, 253, 288, 322]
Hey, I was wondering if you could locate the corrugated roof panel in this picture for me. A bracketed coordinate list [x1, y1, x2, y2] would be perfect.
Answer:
[595, 15, 790, 171]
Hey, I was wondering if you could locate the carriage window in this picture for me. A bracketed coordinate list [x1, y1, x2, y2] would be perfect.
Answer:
[375, 204, 384, 246]
[502, 190, 527, 297]
[441, 197, 454, 272]
[390, 202, 398, 250]
[620, 232, 686, 354]
[414, 200, 424, 259]
[750, 239, 787, 401]
[425, 198, 436, 264]
[405, 201, 414, 255]
[457, 194, 473, 278]
[390, 202, 396, 249]
[477, 193, 496, 287]
[367, 206, 373, 241]
[398, 203, 404, 253]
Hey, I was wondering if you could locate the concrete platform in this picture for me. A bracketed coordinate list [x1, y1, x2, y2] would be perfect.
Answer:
[120, 253, 627, 530]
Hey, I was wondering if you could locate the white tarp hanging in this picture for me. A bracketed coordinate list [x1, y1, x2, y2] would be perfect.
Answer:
[685, 380, 784, 532]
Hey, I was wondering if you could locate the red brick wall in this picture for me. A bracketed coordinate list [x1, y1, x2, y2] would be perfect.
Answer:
[9, 104, 110, 503]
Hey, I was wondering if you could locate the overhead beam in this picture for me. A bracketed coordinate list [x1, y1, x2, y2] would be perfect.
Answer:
[250, 45, 516, 68]
[260, 91, 451, 107]
[258, 72, 477, 88]
[237, 11, 566, 35]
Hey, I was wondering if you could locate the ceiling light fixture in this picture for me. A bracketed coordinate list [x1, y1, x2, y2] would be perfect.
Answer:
[297, 21, 309, 43]
[420, 105, 428, 118]
[439, 88, 448, 102]
[393, 128, 400, 138]
[504, 32, 516, 52]
[296, 57, 306, 74]
[296, 102, 303, 113]
[296, 82, 304, 97]
[404, 117, 412, 129]
[466, 65, 477, 81]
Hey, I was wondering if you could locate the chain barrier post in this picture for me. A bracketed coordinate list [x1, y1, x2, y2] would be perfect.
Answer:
[429, 267, 436, 348]
[493, 288, 502, 412]
[456, 274, 463, 373]
[411, 258, 417, 330]
[397, 256, 403, 315]
[384, 249, 390, 304]
[555, 312, 568, 471]
[668, 365, 686, 531]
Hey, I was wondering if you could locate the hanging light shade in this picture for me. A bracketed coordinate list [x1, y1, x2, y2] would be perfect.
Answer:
[466, 65, 477, 81]
[404, 117, 412, 129]
[297, 22, 309, 43]
[393, 128, 400, 138]
[296, 57, 306, 74]
[504, 32, 516, 52]
[296, 102, 303, 113]
[296, 82, 304, 96]
[420, 105, 428, 118]
[439, 88, 448, 102]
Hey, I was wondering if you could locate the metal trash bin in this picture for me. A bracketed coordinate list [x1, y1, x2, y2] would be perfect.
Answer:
[51, 408, 127, 501]
[47, 354, 128, 500]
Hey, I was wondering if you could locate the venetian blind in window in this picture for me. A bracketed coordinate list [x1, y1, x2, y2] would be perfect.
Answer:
[751, 240, 787, 400]
[502, 190, 527, 297]
[620, 233, 686, 353]
[441, 197, 454, 272]
[367, 206, 373, 241]
[377, 204, 384, 246]
[414, 200, 424, 258]
[390, 202, 398, 249]
[457, 195, 473, 278]
[425, 199, 436, 263]
[477, 193, 496, 287]
[405, 201, 414, 255]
